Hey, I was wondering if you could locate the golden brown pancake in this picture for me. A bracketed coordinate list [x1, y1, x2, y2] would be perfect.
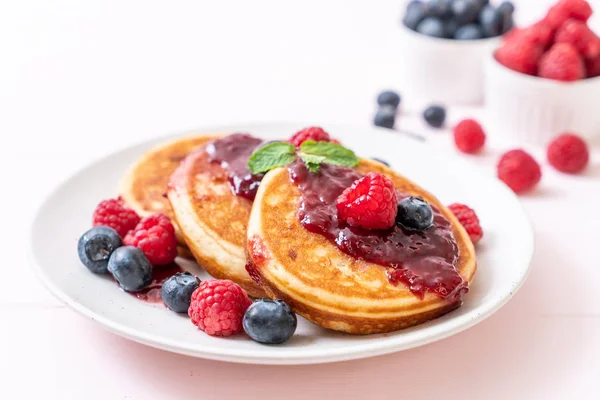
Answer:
[246, 159, 476, 334]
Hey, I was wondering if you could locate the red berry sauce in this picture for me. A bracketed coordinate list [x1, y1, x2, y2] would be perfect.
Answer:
[131, 262, 185, 303]
[206, 133, 264, 200]
[288, 161, 466, 301]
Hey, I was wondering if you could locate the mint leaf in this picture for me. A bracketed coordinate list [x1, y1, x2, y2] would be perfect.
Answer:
[248, 141, 296, 174]
[299, 140, 360, 170]
[299, 153, 326, 173]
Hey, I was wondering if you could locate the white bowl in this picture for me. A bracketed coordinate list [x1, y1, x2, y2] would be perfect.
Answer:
[484, 55, 600, 145]
[398, 24, 501, 105]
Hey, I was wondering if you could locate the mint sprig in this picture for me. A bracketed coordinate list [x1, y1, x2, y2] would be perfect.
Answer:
[247, 139, 360, 174]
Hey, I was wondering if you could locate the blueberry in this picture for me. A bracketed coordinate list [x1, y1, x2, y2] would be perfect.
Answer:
[497, 1, 515, 34]
[479, 5, 503, 38]
[107, 246, 152, 292]
[455, 24, 483, 40]
[373, 106, 396, 129]
[416, 17, 446, 38]
[396, 196, 434, 231]
[443, 19, 459, 39]
[427, 0, 452, 19]
[403, 1, 428, 30]
[372, 157, 390, 166]
[497, 1, 514, 14]
[423, 105, 446, 128]
[243, 299, 297, 344]
[451, 0, 479, 25]
[161, 272, 200, 313]
[376, 90, 401, 108]
[77, 226, 122, 274]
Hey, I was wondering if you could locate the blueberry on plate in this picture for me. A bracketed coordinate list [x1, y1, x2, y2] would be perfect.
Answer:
[396, 196, 434, 231]
[373, 106, 396, 129]
[376, 90, 401, 109]
[451, 0, 479, 25]
[455, 24, 483, 40]
[416, 17, 446, 38]
[78, 226, 122, 274]
[161, 272, 200, 313]
[423, 105, 446, 128]
[371, 157, 390, 167]
[107, 246, 152, 292]
[243, 299, 297, 344]
[479, 5, 503, 38]
[403, 1, 428, 31]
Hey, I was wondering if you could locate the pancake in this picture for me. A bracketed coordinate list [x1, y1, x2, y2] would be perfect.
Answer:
[246, 159, 476, 334]
[167, 136, 266, 297]
[119, 135, 217, 254]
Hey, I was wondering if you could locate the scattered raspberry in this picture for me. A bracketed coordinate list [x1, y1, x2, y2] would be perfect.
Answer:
[453, 119, 486, 154]
[586, 55, 600, 77]
[555, 19, 600, 60]
[188, 280, 252, 337]
[124, 213, 177, 266]
[92, 198, 140, 238]
[545, 0, 593, 29]
[448, 203, 483, 244]
[336, 172, 398, 230]
[289, 127, 331, 147]
[539, 43, 586, 81]
[497, 149, 542, 193]
[547, 133, 589, 173]
[495, 38, 544, 75]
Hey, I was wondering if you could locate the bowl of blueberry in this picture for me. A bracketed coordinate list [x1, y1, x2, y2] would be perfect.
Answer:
[399, 0, 514, 104]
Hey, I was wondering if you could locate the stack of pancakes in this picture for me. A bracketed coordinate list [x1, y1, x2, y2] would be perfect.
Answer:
[120, 134, 476, 334]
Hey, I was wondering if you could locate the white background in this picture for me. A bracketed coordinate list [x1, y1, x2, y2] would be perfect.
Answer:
[1, 0, 599, 399]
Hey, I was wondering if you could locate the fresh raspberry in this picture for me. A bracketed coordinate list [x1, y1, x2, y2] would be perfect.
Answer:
[586, 55, 600, 77]
[539, 43, 586, 81]
[555, 19, 600, 60]
[92, 198, 140, 238]
[188, 280, 252, 337]
[504, 22, 554, 49]
[547, 133, 589, 173]
[453, 119, 486, 154]
[448, 203, 483, 244]
[497, 149, 542, 193]
[124, 214, 177, 266]
[289, 127, 331, 147]
[336, 172, 398, 230]
[545, 0, 592, 29]
[495, 38, 544, 75]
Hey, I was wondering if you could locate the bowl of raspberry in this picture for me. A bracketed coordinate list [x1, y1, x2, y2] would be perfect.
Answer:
[399, 0, 513, 105]
[484, 0, 600, 144]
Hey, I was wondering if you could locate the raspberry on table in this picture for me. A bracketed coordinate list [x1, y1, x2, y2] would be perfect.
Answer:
[453, 119, 486, 154]
[545, 0, 593, 29]
[92, 198, 140, 238]
[448, 203, 483, 244]
[539, 43, 586, 81]
[188, 280, 252, 337]
[289, 127, 331, 147]
[124, 213, 177, 266]
[497, 149, 542, 194]
[555, 19, 600, 60]
[336, 172, 398, 230]
[547, 133, 589, 174]
[495, 38, 544, 76]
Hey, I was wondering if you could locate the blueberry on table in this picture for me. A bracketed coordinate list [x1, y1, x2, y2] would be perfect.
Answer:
[479, 5, 503, 38]
[78, 226, 122, 274]
[243, 299, 297, 344]
[108, 246, 152, 292]
[423, 105, 446, 128]
[396, 197, 434, 231]
[427, 0, 452, 19]
[376, 90, 401, 109]
[451, 0, 479, 25]
[373, 106, 396, 129]
[416, 17, 446, 38]
[403, 1, 428, 30]
[455, 24, 483, 40]
[161, 272, 200, 313]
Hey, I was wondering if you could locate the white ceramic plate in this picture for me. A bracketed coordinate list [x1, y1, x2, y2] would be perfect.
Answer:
[29, 123, 534, 365]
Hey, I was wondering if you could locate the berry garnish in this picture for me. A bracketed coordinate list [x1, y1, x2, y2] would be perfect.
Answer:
[243, 299, 297, 344]
[107, 246, 153, 292]
[92, 198, 140, 238]
[188, 280, 252, 337]
[161, 272, 201, 313]
[448, 203, 483, 244]
[539, 43, 586, 82]
[336, 172, 398, 230]
[77, 226, 122, 274]
[289, 127, 331, 147]
[396, 196, 434, 231]
[547, 133, 589, 174]
[376, 90, 401, 109]
[497, 149, 542, 193]
[453, 119, 486, 154]
[374, 106, 396, 129]
[124, 214, 178, 266]
[423, 105, 446, 128]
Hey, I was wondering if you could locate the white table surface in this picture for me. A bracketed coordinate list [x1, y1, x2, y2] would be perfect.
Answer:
[1, 0, 599, 398]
